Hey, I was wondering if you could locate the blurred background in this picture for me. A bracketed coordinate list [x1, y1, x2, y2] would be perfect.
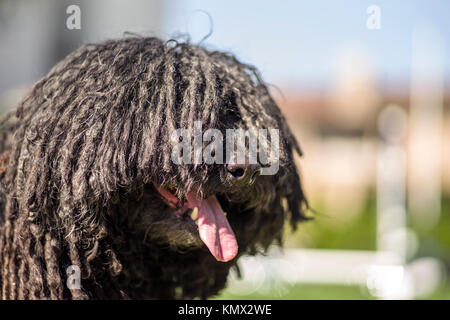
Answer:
[1, 0, 449, 299]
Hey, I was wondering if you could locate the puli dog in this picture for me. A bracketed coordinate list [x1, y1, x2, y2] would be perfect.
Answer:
[0, 37, 308, 299]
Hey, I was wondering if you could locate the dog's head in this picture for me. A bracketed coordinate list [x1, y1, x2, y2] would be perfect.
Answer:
[0, 37, 308, 299]
[114, 38, 309, 263]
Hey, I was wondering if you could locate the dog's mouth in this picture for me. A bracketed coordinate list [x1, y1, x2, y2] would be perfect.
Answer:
[155, 186, 238, 262]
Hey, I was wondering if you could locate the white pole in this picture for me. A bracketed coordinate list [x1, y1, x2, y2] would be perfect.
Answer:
[377, 105, 408, 264]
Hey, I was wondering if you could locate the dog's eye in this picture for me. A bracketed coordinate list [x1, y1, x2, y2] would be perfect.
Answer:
[225, 106, 241, 122]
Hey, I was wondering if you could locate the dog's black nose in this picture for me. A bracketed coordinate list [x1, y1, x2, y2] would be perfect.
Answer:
[226, 163, 262, 186]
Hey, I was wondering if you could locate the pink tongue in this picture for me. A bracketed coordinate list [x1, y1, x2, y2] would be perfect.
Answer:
[186, 192, 238, 262]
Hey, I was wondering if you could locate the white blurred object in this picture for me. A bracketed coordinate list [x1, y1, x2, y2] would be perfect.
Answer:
[228, 248, 444, 299]
[366, 265, 411, 299]
[408, 23, 444, 232]
[226, 257, 266, 296]
[228, 100, 445, 299]
[377, 105, 408, 263]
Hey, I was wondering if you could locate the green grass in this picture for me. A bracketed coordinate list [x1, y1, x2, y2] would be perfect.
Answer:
[284, 192, 378, 251]
[423, 283, 450, 300]
[210, 195, 450, 300]
[212, 282, 450, 300]
[212, 284, 372, 300]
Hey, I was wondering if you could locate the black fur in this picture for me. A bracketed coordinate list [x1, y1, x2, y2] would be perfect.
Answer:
[0, 37, 308, 299]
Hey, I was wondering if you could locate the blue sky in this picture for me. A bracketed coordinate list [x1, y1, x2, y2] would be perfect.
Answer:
[162, 0, 450, 89]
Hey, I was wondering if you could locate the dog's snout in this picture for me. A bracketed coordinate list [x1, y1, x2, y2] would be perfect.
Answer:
[226, 163, 262, 186]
